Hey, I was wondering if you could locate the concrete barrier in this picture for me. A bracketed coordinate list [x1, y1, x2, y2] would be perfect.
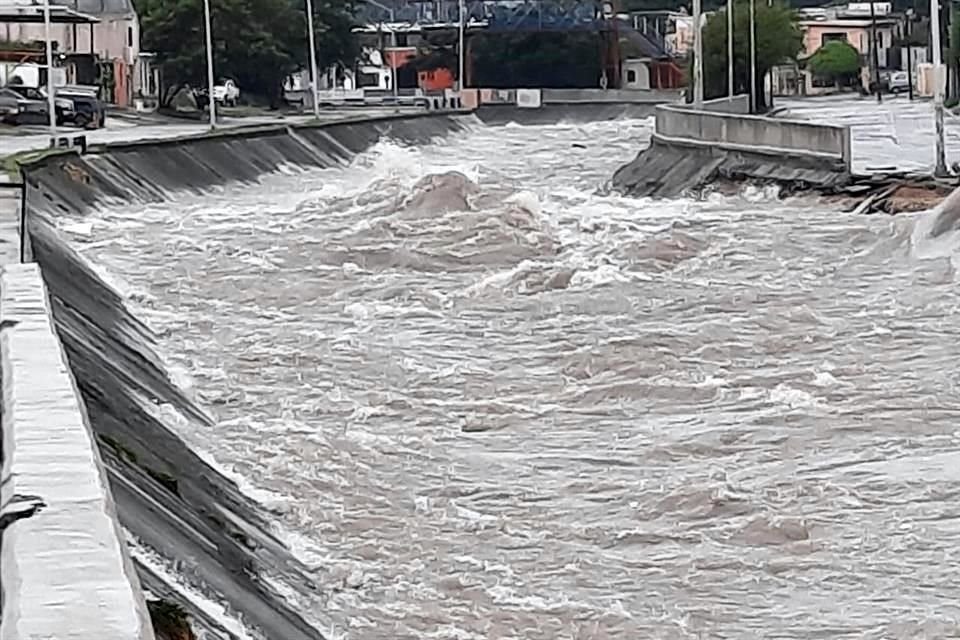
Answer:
[541, 88, 682, 103]
[654, 100, 852, 170]
[699, 95, 750, 114]
[473, 86, 674, 124]
[0, 263, 154, 640]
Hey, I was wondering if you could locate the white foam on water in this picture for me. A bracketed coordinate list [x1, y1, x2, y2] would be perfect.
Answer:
[128, 535, 257, 640]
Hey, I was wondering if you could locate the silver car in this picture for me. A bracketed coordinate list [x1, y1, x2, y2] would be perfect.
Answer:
[0, 88, 44, 123]
[889, 71, 912, 94]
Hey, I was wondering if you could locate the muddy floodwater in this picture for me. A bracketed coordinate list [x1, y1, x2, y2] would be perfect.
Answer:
[61, 115, 960, 639]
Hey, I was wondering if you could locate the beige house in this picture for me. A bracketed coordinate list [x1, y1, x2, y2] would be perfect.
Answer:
[3, 0, 139, 64]
[0, 0, 150, 105]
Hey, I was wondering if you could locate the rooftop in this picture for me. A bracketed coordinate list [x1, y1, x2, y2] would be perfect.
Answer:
[0, 2, 99, 23]
[0, 0, 131, 19]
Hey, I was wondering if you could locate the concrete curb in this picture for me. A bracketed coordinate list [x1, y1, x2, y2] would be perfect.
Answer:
[0, 263, 154, 640]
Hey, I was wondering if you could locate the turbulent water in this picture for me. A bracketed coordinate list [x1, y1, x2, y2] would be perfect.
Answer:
[59, 116, 960, 639]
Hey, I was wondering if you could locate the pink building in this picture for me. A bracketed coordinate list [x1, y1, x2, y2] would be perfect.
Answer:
[801, 18, 900, 69]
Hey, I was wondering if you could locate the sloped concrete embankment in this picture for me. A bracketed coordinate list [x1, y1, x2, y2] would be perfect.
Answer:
[0, 263, 155, 640]
[18, 113, 472, 640]
[612, 96, 854, 197]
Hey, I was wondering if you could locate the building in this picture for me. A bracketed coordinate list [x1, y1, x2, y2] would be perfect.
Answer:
[0, 0, 150, 105]
[772, 2, 906, 95]
[628, 10, 693, 57]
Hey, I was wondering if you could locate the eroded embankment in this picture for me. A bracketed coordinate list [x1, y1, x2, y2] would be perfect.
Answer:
[611, 136, 852, 198]
[18, 113, 472, 640]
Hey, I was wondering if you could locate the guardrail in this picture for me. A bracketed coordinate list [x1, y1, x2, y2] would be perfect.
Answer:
[654, 96, 852, 170]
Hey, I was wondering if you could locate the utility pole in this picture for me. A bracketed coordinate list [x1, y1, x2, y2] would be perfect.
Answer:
[907, 8, 915, 100]
[727, 0, 734, 97]
[870, 0, 882, 102]
[693, 0, 703, 107]
[202, 0, 216, 129]
[950, 0, 959, 104]
[305, 0, 320, 118]
[933, 0, 948, 175]
[458, 0, 466, 91]
[390, 12, 398, 104]
[42, 0, 56, 141]
[749, 0, 757, 112]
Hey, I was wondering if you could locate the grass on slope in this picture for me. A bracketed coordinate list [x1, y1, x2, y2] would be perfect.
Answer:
[1, 148, 67, 180]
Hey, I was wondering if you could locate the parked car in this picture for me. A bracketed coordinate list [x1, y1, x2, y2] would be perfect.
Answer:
[213, 79, 239, 106]
[0, 87, 55, 125]
[56, 86, 106, 128]
[0, 89, 47, 124]
[6, 85, 76, 125]
[889, 71, 912, 94]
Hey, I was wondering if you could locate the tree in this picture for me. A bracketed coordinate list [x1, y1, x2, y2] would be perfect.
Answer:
[469, 32, 602, 88]
[696, 0, 803, 110]
[807, 40, 861, 88]
[137, 0, 358, 106]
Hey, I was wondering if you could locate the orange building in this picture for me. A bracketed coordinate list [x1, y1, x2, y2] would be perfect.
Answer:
[417, 67, 454, 92]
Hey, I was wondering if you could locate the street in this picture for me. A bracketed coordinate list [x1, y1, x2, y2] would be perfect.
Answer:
[0, 106, 426, 157]
[777, 95, 960, 174]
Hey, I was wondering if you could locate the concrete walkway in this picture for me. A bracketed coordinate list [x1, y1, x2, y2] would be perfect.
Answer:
[0, 189, 20, 266]
[777, 95, 960, 174]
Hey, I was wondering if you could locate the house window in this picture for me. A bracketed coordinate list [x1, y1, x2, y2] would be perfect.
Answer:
[627, 69, 637, 83]
[127, 26, 133, 47]
[822, 32, 848, 47]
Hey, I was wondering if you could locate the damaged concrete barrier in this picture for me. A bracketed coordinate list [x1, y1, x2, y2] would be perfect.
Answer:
[0, 263, 154, 640]
[613, 95, 854, 198]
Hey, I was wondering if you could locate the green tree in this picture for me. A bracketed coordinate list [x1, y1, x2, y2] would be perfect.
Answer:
[138, 0, 357, 106]
[696, 0, 803, 110]
[807, 40, 861, 88]
[469, 32, 602, 88]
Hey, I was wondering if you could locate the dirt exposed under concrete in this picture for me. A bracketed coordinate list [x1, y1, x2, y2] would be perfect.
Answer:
[886, 184, 952, 212]
[824, 175, 957, 215]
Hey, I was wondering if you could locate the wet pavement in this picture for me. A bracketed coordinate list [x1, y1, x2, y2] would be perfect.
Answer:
[777, 95, 960, 174]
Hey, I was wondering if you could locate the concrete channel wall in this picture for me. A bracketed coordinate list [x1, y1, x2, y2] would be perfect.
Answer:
[698, 95, 751, 114]
[654, 96, 852, 170]
[11, 110, 477, 640]
[471, 87, 676, 124]
[0, 263, 154, 640]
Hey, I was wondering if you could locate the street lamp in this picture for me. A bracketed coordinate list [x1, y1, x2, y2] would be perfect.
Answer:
[202, 0, 216, 128]
[693, 0, 703, 107]
[749, 0, 756, 113]
[305, 0, 320, 118]
[932, 0, 947, 175]
[727, 0, 734, 97]
[43, 0, 56, 140]
[906, 8, 915, 101]
[458, 0, 466, 91]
